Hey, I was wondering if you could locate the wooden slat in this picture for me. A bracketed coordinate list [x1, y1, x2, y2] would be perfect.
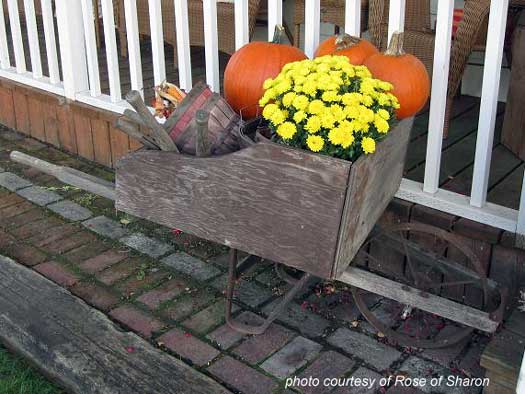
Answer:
[0, 255, 231, 394]
[481, 329, 524, 385]
[488, 163, 524, 210]
[81, 0, 102, 96]
[27, 96, 45, 141]
[422, 0, 454, 194]
[12, 88, 30, 133]
[304, 0, 320, 59]
[73, 112, 95, 160]
[56, 103, 78, 154]
[7, 0, 26, 73]
[123, 0, 143, 96]
[339, 266, 499, 332]
[91, 118, 112, 167]
[148, 0, 166, 86]
[40, 0, 60, 84]
[0, 86, 15, 128]
[203, 0, 220, 92]
[0, 0, 10, 69]
[234, 0, 249, 50]
[43, 100, 60, 146]
[267, 0, 282, 41]
[110, 125, 130, 165]
[23, 0, 43, 78]
[470, 0, 510, 207]
[345, 0, 361, 37]
[174, 0, 192, 90]
[101, 0, 121, 102]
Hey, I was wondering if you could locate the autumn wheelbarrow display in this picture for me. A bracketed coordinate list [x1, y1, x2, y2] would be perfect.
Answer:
[10, 30, 506, 349]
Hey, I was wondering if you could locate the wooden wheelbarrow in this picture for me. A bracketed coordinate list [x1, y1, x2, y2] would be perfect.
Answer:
[10, 99, 507, 349]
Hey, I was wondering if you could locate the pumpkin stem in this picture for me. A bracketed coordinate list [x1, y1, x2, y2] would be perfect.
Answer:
[271, 25, 285, 44]
[335, 33, 361, 50]
[385, 31, 405, 56]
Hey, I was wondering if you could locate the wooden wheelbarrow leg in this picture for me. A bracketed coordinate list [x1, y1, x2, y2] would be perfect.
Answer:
[225, 248, 312, 335]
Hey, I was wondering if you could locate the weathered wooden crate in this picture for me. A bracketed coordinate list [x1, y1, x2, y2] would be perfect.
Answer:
[115, 118, 413, 279]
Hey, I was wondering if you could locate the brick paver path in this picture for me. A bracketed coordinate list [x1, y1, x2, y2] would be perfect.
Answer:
[0, 126, 489, 394]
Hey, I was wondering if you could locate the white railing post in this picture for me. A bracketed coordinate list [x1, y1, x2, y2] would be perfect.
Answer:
[149, 0, 167, 86]
[81, 0, 102, 97]
[41, 0, 60, 84]
[234, 0, 249, 49]
[124, 0, 144, 97]
[304, 0, 320, 58]
[0, 0, 10, 69]
[174, 0, 193, 91]
[101, 0, 122, 102]
[267, 0, 282, 42]
[518, 350, 525, 394]
[203, 0, 220, 92]
[470, 0, 510, 208]
[345, 0, 361, 37]
[388, 0, 406, 43]
[55, 0, 89, 99]
[423, 0, 454, 194]
[23, 0, 43, 78]
[7, 0, 26, 73]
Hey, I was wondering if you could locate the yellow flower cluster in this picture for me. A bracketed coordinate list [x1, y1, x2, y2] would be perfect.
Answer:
[260, 55, 400, 161]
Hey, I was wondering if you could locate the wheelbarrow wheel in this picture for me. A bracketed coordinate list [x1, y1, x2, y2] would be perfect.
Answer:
[351, 222, 505, 349]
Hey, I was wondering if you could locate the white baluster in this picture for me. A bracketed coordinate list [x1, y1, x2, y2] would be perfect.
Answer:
[423, 0, 454, 194]
[174, 0, 192, 90]
[345, 0, 361, 37]
[267, 0, 282, 42]
[0, 0, 10, 69]
[101, 0, 121, 102]
[234, 0, 249, 50]
[470, 0, 510, 207]
[124, 0, 143, 96]
[304, 0, 320, 58]
[203, 0, 219, 92]
[7, 0, 26, 73]
[41, 0, 60, 84]
[388, 0, 406, 44]
[81, 0, 101, 96]
[23, 0, 42, 78]
[149, 0, 166, 86]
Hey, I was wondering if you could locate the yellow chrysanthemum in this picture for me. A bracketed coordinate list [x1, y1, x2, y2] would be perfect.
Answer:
[263, 78, 274, 90]
[377, 109, 390, 120]
[275, 80, 292, 95]
[342, 93, 363, 107]
[320, 112, 335, 129]
[262, 103, 279, 120]
[374, 116, 390, 133]
[362, 137, 376, 154]
[305, 115, 322, 134]
[308, 100, 325, 115]
[322, 91, 339, 103]
[362, 95, 374, 107]
[345, 105, 360, 120]
[328, 127, 343, 145]
[282, 92, 297, 107]
[292, 95, 309, 111]
[277, 122, 297, 140]
[331, 105, 346, 122]
[340, 130, 355, 148]
[302, 81, 317, 96]
[306, 135, 325, 152]
[293, 111, 307, 123]
[270, 109, 286, 126]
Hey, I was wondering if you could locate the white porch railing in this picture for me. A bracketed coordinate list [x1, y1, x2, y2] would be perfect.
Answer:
[0, 0, 523, 241]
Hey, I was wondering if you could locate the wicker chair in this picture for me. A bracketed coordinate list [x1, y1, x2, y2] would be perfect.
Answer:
[293, 0, 369, 48]
[368, 0, 495, 137]
[117, 0, 261, 65]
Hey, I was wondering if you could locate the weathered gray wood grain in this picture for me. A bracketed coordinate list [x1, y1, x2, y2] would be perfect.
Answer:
[333, 118, 413, 278]
[116, 141, 351, 278]
[0, 255, 230, 394]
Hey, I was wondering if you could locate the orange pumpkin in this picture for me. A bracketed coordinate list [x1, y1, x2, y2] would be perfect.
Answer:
[315, 34, 378, 65]
[224, 27, 307, 119]
[364, 32, 430, 119]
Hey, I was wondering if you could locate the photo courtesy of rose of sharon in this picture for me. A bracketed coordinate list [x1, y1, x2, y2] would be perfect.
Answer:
[223, 27, 430, 161]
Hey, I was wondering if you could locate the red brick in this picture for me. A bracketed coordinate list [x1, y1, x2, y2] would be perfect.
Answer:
[117, 270, 170, 298]
[28, 224, 81, 247]
[298, 351, 355, 394]
[79, 249, 128, 274]
[1, 208, 46, 229]
[0, 193, 24, 209]
[411, 204, 456, 230]
[109, 305, 165, 338]
[0, 229, 15, 249]
[158, 328, 220, 366]
[34, 261, 80, 287]
[136, 277, 188, 309]
[6, 244, 47, 266]
[233, 323, 295, 364]
[0, 201, 34, 222]
[41, 232, 96, 254]
[207, 356, 278, 394]
[453, 218, 502, 244]
[96, 259, 141, 285]
[71, 282, 120, 311]
[9, 217, 63, 239]
[63, 241, 109, 263]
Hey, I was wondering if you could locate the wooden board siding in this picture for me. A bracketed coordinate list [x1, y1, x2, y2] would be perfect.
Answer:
[0, 78, 141, 168]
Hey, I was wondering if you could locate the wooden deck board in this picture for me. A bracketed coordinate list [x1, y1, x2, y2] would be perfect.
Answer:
[0, 255, 230, 394]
